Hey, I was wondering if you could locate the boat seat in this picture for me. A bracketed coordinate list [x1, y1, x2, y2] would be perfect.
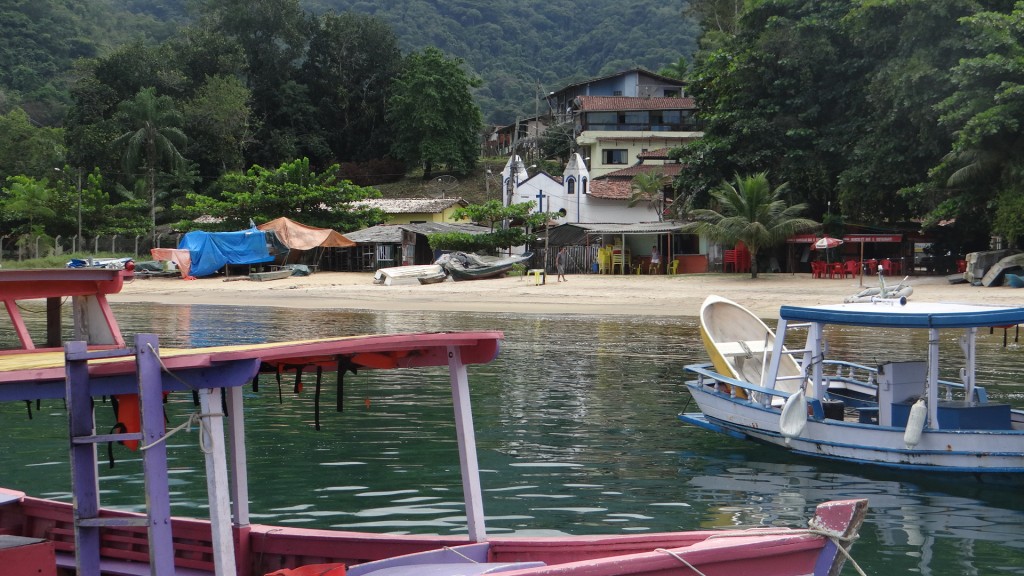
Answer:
[359, 562, 546, 576]
[717, 340, 771, 357]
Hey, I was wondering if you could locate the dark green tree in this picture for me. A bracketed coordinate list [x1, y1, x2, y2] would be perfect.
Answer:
[0, 108, 64, 182]
[921, 3, 1024, 248]
[300, 12, 402, 164]
[674, 1, 866, 219]
[684, 173, 818, 278]
[111, 87, 187, 241]
[179, 158, 385, 232]
[387, 47, 483, 177]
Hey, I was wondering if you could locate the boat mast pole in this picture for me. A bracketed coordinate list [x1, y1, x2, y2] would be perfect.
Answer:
[448, 345, 487, 542]
[927, 328, 940, 429]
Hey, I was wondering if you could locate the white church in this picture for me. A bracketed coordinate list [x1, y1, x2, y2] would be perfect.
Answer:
[501, 153, 661, 223]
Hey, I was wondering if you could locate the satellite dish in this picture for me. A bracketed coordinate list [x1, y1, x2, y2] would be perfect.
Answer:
[425, 175, 460, 198]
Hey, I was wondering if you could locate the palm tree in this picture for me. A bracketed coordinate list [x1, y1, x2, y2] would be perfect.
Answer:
[628, 170, 668, 222]
[112, 87, 186, 242]
[684, 172, 818, 279]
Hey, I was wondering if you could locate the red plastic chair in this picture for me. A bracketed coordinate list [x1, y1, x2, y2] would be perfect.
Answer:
[880, 259, 893, 275]
[866, 259, 878, 274]
[724, 249, 738, 272]
[957, 259, 967, 273]
[830, 262, 844, 279]
[810, 261, 824, 278]
[844, 260, 859, 278]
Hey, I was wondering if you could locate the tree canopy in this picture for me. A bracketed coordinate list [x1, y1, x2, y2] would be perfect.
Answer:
[684, 172, 818, 278]
[387, 47, 483, 178]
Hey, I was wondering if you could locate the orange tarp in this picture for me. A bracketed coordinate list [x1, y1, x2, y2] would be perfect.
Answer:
[257, 217, 354, 250]
[150, 248, 194, 279]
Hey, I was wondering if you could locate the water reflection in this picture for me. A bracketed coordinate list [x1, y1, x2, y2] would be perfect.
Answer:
[1, 302, 1023, 574]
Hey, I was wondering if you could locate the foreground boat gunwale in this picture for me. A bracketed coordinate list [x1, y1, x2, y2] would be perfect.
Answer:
[0, 271, 869, 575]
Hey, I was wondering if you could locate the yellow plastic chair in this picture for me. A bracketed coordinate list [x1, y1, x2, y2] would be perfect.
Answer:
[611, 250, 625, 274]
[669, 260, 679, 275]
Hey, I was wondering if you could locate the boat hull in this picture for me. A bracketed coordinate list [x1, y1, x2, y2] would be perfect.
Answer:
[683, 381, 1024, 474]
[0, 488, 867, 576]
[249, 269, 293, 282]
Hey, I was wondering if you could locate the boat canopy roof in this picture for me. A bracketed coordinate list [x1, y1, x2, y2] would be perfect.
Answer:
[779, 301, 1024, 329]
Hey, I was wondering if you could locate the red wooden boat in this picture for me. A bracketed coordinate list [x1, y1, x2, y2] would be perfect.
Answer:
[0, 270, 867, 576]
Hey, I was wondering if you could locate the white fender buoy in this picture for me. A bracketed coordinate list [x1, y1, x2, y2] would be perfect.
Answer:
[904, 398, 927, 448]
[780, 389, 807, 444]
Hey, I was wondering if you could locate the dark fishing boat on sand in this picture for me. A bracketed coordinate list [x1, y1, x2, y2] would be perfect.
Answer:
[438, 251, 532, 281]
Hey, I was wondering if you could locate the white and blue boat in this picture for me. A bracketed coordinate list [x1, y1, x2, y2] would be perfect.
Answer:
[681, 295, 1024, 479]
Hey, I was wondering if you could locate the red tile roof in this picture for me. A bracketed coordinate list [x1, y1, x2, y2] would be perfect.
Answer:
[603, 164, 683, 178]
[638, 148, 671, 159]
[589, 179, 634, 199]
[575, 95, 697, 111]
[588, 165, 681, 199]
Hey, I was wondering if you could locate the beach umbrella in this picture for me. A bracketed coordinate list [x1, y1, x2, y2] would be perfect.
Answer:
[813, 235, 843, 267]
[813, 236, 843, 250]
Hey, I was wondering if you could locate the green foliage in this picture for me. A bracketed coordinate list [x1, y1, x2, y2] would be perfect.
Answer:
[993, 188, 1024, 248]
[539, 122, 576, 163]
[299, 12, 402, 163]
[387, 47, 483, 177]
[684, 172, 818, 278]
[1, 175, 56, 234]
[0, 109, 65, 182]
[178, 157, 385, 232]
[628, 171, 668, 222]
[111, 87, 188, 240]
[316, 0, 698, 125]
[445, 200, 547, 253]
[427, 232, 481, 252]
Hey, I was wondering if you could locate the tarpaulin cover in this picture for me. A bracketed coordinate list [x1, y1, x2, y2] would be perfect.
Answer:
[257, 217, 354, 250]
[177, 227, 286, 278]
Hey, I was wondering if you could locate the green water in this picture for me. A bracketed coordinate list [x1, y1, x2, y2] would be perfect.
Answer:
[1, 302, 1023, 574]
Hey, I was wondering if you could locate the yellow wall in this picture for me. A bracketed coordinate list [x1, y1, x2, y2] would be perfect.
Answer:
[381, 207, 467, 225]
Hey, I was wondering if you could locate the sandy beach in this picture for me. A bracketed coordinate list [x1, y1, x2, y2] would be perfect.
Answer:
[110, 271, 1019, 317]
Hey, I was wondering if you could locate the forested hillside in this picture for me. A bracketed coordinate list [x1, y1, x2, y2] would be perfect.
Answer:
[1, 0, 189, 126]
[306, 0, 699, 124]
[1, 0, 696, 127]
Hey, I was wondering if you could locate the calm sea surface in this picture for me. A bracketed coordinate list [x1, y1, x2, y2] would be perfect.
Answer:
[2, 301, 1024, 575]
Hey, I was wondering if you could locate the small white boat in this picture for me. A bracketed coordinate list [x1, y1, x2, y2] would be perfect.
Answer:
[682, 296, 1024, 480]
[373, 264, 445, 285]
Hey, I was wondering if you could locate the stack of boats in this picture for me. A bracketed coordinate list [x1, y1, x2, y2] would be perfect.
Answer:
[0, 269, 867, 576]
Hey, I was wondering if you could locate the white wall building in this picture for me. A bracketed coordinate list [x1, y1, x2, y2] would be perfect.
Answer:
[503, 153, 659, 224]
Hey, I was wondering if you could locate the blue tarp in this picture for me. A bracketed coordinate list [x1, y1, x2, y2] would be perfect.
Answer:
[179, 227, 286, 278]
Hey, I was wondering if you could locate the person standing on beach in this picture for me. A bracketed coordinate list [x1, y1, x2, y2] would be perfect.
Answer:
[556, 246, 568, 282]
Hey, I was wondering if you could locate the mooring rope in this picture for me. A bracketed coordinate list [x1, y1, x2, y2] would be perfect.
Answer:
[138, 342, 220, 454]
[657, 520, 867, 576]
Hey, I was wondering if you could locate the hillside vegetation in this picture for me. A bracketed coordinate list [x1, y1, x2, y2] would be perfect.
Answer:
[2, 0, 697, 127]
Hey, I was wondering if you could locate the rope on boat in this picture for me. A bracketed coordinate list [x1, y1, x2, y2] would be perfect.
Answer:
[440, 546, 479, 563]
[654, 548, 706, 575]
[147, 342, 198, 390]
[139, 342, 220, 453]
[139, 410, 223, 454]
[656, 521, 868, 576]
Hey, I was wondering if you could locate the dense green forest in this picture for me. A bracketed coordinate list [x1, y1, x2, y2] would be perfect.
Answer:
[2, 0, 697, 127]
[3, 0, 1024, 264]
[305, 0, 699, 124]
